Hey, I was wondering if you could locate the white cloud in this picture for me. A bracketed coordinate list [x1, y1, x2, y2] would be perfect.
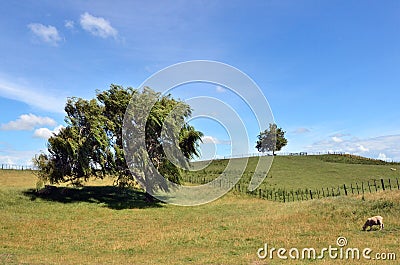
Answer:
[0, 149, 38, 166]
[293, 127, 310, 134]
[215, 85, 227, 93]
[378, 153, 388, 160]
[33, 128, 52, 139]
[80, 12, 118, 38]
[332, 136, 343, 143]
[0, 77, 66, 113]
[201, 135, 231, 145]
[306, 134, 400, 161]
[357, 144, 369, 152]
[331, 133, 350, 137]
[33, 125, 64, 139]
[1, 114, 56, 131]
[202, 135, 219, 144]
[28, 23, 62, 46]
[65, 20, 75, 29]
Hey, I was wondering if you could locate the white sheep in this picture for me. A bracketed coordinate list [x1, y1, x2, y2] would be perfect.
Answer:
[362, 215, 384, 231]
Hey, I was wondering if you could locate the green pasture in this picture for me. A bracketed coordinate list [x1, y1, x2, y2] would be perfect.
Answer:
[1, 155, 399, 264]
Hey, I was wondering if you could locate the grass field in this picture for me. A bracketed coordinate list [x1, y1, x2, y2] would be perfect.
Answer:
[183, 155, 400, 198]
[1, 156, 400, 264]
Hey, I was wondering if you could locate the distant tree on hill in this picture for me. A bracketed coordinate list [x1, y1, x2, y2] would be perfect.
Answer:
[255, 123, 287, 155]
[33, 85, 203, 190]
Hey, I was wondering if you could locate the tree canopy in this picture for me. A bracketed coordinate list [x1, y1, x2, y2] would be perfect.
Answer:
[34, 85, 203, 189]
[255, 123, 287, 155]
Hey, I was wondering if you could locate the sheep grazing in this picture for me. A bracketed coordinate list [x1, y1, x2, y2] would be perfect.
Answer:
[390, 168, 397, 171]
[362, 216, 384, 231]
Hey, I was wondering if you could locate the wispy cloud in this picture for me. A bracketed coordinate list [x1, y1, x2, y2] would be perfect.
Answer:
[292, 127, 310, 134]
[215, 85, 227, 93]
[306, 134, 400, 161]
[33, 125, 64, 139]
[1, 114, 56, 131]
[64, 20, 75, 30]
[0, 77, 66, 113]
[201, 135, 231, 145]
[0, 150, 38, 166]
[331, 136, 343, 143]
[0, 142, 38, 165]
[202, 135, 219, 144]
[28, 23, 62, 46]
[80, 12, 118, 39]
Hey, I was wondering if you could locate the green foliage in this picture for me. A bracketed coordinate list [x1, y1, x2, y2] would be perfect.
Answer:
[255, 123, 287, 155]
[33, 85, 203, 189]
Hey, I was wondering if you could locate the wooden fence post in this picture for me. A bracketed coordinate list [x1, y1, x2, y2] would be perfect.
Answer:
[343, 184, 348, 196]
[309, 189, 313, 200]
[397, 178, 400, 190]
[374, 180, 377, 192]
[351, 184, 354, 194]
[362, 182, 365, 197]
[388, 179, 392, 190]
[381, 179, 385, 191]
[368, 181, 371, 193]
[356, 183, 360, 195]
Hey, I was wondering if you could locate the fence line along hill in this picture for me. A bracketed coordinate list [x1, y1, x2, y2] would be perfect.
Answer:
[183, 154, 400, 202]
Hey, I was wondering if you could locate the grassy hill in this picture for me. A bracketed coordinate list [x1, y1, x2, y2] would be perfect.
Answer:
[183, 155, 400, 196]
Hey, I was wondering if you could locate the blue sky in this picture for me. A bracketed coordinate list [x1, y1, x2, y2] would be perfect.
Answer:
[0, 0, 399, 165]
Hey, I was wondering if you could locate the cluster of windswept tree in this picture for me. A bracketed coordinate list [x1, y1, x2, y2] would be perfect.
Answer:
[34, 84, 287, 190]
[34, 85, 203, 188]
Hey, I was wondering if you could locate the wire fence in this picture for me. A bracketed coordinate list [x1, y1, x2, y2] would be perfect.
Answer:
[186, 177, 400, 203]
[0, 164, 36, 171]
[244, 178, 400, 202]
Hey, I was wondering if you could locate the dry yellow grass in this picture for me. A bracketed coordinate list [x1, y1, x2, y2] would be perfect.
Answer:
[1, 170, 399, 264]
[0, 170, 37, 187]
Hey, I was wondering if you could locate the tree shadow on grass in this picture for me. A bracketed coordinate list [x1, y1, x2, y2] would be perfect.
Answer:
[23, 186, 163, 210]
